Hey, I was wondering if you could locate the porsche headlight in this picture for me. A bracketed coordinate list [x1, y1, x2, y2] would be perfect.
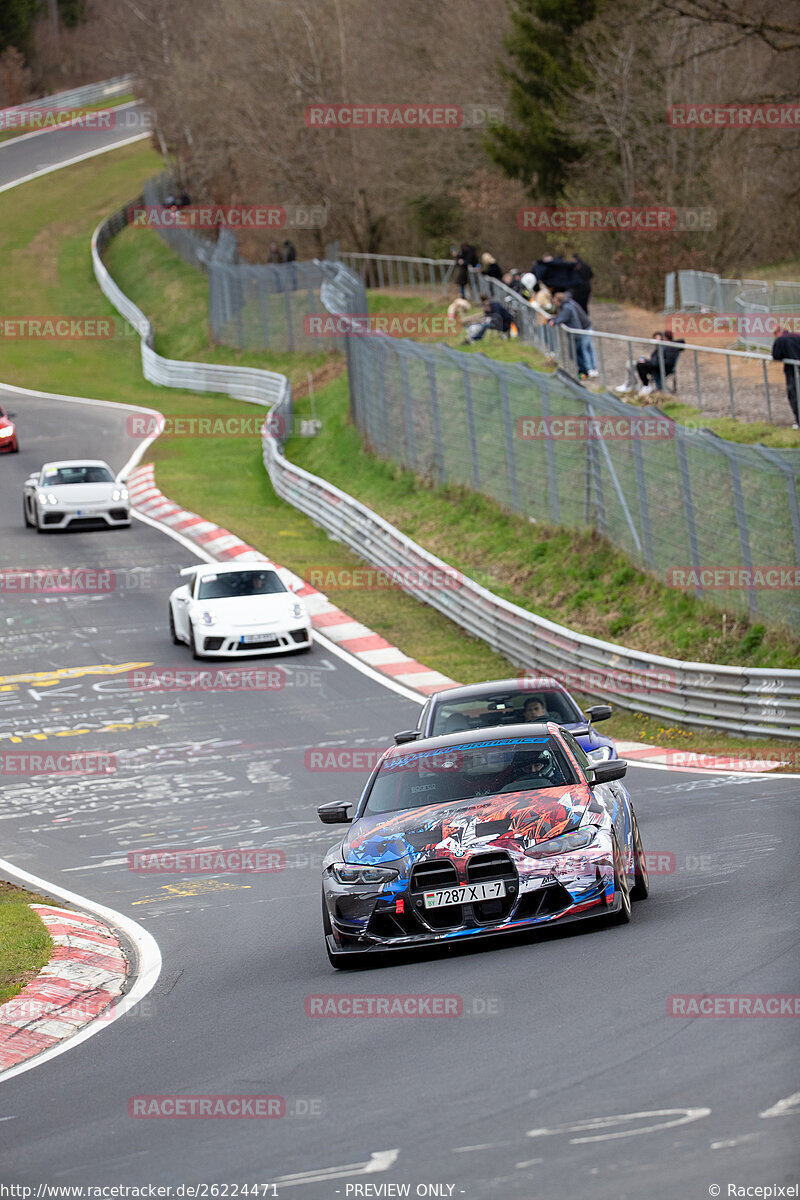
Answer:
[38, 492, 59, 505]
[586, 746, 613, 763]
[524, 828, 599, 858]
[199, 609, 217, 626]
[111, 487, 128, 502]
[329, 863, 399, 886]
[291, 602, 304, 620]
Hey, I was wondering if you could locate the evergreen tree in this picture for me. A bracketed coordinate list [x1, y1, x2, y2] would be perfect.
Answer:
[486, 0, 600, 200]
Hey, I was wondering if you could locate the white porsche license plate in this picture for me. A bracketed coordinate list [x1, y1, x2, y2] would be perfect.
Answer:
[423, 880, 506, 909]
[240, 632, 276, 644]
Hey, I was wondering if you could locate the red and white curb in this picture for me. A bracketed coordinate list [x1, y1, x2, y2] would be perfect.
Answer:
[126, 464, 790, 770]
[127, 464, 457, 696]
[0, 905, 128, 1073]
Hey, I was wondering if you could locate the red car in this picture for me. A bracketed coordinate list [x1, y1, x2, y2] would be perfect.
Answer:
[0, 406, 18, 453]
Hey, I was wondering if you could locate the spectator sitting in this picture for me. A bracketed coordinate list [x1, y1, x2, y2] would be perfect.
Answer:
[504, 269, 525, 294]
[549, 291, 598, 378]
[771, 324, 800, 428]
[463, 295, 513, 343]
[480, 252, 503, 280]
[616, 331, 684, 396]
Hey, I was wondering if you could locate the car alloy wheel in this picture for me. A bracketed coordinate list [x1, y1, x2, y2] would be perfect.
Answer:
[168, 606, 180, 645]
[629, 812, 650, 901]
[608, 833, 632, 925]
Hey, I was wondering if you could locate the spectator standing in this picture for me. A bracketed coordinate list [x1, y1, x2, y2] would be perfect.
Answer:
[452, 242, 475, 299]
[282, 239, 297, 261]
[771, 325, 800, 427]
[268, 242, 282, 263]
[549, 291, 598, 378]
[569, 254, 593, 314]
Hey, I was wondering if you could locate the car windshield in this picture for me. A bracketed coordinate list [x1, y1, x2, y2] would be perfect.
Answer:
[429, 689, 583, 736]
[196, 569, 286, 600]
[363, 737, 575, 816]
[43, 465, 113, 486]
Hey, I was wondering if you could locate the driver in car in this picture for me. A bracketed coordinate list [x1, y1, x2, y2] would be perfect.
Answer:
[522, 696, 548, 722]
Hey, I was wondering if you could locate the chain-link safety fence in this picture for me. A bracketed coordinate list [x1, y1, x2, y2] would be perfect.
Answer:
[318, 260, 800, 633]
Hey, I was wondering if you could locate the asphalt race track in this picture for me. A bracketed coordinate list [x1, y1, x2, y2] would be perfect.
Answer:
[0, 102, 149, 191]
[0, 135, 798, 1200]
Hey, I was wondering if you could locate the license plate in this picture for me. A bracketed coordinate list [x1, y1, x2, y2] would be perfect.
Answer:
[423, 880, 506, 909]
[240, 632, 275, 644]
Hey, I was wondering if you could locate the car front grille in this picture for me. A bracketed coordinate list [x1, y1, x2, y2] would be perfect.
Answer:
[290, 628, 309, 643]
[235, 637, 282, 650]
[109, 508, 128, 520]
[467, 850, 517, 922]
[203, 637, 225, 651]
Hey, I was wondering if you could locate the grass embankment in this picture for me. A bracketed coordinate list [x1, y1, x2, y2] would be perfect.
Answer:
[0, 882, 53, 1005]
[0, 93, 137, 144]
[2, 143, 798, 759]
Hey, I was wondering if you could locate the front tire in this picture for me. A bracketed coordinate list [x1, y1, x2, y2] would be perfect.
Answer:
[168, 606, 180, 645]
[23, 500, 32, 528]
[607, 834, 632, 925]
[629, 812, 650, 901]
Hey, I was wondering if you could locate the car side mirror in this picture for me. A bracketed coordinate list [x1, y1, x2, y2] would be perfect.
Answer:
[394, 730, 419, 745]
[565, 724, 590, 738]
[590, 760, 627, 784]
[317, 801, 352, 824]
[25, 474, 38, 484]
[586, 704, 613, 723]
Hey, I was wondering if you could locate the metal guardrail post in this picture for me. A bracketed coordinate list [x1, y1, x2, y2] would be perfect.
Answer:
[674, 429, 702, 597]
[727, 450, 758, 617]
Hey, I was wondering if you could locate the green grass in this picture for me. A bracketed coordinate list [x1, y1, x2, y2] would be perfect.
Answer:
[655, 400, 800, 448]
[0, 881, 53, 1005]
[0, 93, 137, 143]
[2, 144, 798, 759]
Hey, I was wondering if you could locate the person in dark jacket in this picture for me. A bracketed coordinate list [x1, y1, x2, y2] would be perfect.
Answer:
[464, 296, 514, 343]
[452, 241, 476, 298]
[635, 331, 684, 395]
[569, 254, 593, 314]
[282, 239, 297, 262]
[533, 255, 579, 293]
[771, 326, 800, 427]
[480, 252, 503, 280]
[549, 291, 598, 378]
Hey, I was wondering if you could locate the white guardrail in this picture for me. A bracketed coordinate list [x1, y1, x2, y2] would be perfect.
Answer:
[92, 201, 800, 739]
[3, 76, 134, 121]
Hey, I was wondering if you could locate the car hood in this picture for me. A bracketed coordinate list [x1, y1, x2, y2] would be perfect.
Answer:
[190, 594, 301, 624]
[44, 483, 116, 503]
[344, 784, 592, 865]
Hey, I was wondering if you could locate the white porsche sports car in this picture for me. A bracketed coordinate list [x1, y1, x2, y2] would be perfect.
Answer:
[169, 562, 313, 658]
[23, 460, 130, 532]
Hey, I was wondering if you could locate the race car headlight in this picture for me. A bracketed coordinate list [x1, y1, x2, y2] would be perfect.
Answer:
[291, 602, 304, 620]
[199, 609, 217, 626]
[329, 863, 399, 886]
[38, 492, 59, 505]
[0, 424, 13, 436]
[111, 487, 128, 502]
[586, 746, 613, 763]
[524, 828, 599, 858]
